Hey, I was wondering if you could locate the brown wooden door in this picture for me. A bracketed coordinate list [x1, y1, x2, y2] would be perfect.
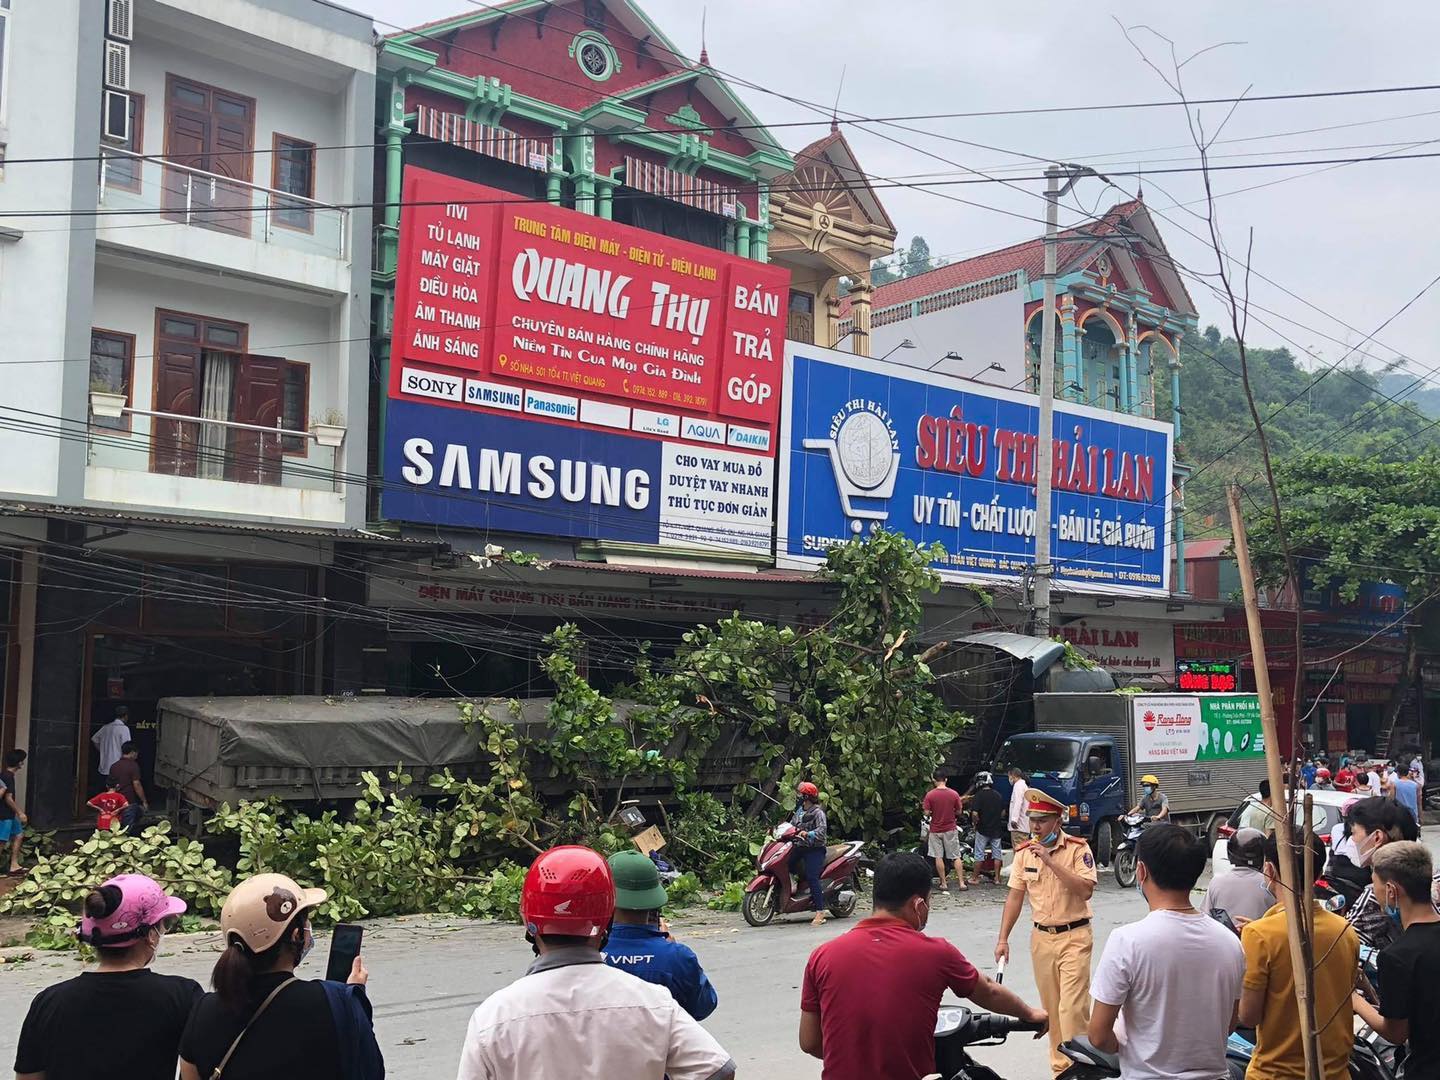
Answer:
[163, 76, 255, 236]
[230, 355, 286, 485]
[152, 343, 201, 477]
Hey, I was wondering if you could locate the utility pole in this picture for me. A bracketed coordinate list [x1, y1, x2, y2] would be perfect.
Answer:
[1033, 164, 1098, 638]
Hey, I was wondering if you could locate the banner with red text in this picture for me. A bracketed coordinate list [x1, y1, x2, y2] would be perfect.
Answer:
[382, 168, 788, 552]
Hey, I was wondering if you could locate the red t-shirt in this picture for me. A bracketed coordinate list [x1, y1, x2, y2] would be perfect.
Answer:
[923, 786, 964, 834]
[801, 915, 980, 1080]
[87, 791, 128, 831]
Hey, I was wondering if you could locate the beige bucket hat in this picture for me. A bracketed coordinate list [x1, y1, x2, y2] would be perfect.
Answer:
[220, 873, 328, 953]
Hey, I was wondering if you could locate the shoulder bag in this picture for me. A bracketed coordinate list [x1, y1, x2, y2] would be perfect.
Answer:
[209, 977, 300, 1080]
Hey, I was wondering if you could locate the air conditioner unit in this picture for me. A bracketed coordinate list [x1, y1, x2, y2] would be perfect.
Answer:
[104, 40, 130, 90]
[102, 90, 131, 144]
[107, 0, 134, 42]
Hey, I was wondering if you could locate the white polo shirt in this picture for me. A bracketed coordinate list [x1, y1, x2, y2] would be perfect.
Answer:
[456, 949, 735, 1080]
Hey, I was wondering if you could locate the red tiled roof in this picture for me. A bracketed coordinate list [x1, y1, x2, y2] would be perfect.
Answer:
[1183, 538, 1231, 560]
[843, 200, 1142, 315]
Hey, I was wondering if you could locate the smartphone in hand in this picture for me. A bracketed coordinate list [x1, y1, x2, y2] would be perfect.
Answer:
[325, 923, 364, 983]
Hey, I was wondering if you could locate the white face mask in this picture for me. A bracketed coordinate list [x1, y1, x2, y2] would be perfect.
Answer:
[1355, 831, 1384, 867]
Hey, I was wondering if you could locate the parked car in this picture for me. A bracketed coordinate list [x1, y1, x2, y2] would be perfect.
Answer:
[1210, 788, 1352, 877]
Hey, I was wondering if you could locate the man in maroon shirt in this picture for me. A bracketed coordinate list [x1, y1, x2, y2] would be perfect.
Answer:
[923, 771, 966, 891]
[799, 852, 1047, 1080]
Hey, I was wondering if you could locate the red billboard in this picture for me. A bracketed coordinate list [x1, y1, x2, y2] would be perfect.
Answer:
[383, 168, 790, 553]
[389, 168, 787, 437]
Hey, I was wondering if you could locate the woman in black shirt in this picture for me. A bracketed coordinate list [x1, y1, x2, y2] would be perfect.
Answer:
[179, 872, 382, 1080]
[13, 873, 200, 1080]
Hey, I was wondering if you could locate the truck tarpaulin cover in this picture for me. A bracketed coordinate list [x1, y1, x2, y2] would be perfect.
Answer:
[156, 697, 528, 768]
[382, 168, 788, 553]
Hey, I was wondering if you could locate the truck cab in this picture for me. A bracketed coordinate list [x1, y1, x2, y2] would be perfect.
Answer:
[995, 731, 1128, 864]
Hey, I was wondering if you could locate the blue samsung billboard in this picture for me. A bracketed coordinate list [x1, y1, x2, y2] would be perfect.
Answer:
[777, 346, 1174, 596]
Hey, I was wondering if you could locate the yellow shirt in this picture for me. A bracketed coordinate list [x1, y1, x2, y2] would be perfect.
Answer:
[1240, 902, 1359, 1080]
[1007, 833, 1097, 925]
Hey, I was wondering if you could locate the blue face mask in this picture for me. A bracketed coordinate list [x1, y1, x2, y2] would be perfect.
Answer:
[1383, 890, 1402, 927]
[1142, 785, 1155, 796]
[1135, 875, 1147, 901]
[1036, 830, 1059, 847]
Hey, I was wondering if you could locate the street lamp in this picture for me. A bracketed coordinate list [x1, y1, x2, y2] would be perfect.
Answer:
[928, 352, 1007, 383]
[878, 339, 917, 362]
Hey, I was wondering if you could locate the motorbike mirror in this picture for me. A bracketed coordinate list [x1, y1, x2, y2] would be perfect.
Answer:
[1323, 893, 1348, 913]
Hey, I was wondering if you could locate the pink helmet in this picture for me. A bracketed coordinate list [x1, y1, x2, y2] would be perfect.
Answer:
[79, 873, 187, 948]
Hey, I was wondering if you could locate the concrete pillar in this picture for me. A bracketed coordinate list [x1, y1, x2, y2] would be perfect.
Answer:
[1170, 350, 1183, 441]
[1174, 475, 1187, 595]
[1126, 323, 1140, 415]
[849, 277, 874, 357]
[736, 220, 752, 260]
[27, 523, 90, 825]
[9, 547, 38, 811]
[1060, 302, 1078, 400]
[596, 179, 613, 220]
[754, 224, 769, 263]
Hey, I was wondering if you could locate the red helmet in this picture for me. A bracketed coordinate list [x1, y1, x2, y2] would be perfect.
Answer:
[520, 846, 615, 939]
[796, 781, 820, 800]
[1316, 767, 1331, 780]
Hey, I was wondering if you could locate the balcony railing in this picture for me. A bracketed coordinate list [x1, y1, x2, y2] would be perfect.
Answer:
[87, 404, 342, 494]
[98, 147, 347, 260]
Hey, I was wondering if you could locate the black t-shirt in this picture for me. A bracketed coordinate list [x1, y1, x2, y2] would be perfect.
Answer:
[180, 972, 343, 1080]
[14, 967, 203, 1080]
[1378, 919, 1440, 1078]
[971, 787, 1007, 837]
[110, 757, 142, 799]
[0, 769, 15, 818]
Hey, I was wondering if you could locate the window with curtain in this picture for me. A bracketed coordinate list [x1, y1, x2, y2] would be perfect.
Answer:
[272, 135, 316, 232]
[151, 310, 290, 485]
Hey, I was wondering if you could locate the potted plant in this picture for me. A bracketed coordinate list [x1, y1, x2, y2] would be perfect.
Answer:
[311, 409, 346, 448]
[89, 378, 127, 419]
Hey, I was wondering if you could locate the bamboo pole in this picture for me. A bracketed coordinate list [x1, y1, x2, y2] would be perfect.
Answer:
[1228, 487, 1322, 1080]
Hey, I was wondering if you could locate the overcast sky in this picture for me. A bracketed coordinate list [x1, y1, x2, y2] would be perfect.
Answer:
[366, 1, 1440, 384]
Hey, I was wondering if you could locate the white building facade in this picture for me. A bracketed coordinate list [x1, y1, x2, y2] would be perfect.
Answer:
[0, 0, 381, 824]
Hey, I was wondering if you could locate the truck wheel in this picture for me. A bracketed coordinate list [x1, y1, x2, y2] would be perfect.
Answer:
[1093, 820, 1114, 866]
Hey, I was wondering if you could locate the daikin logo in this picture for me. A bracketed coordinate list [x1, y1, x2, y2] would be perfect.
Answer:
[803, 399, 901, 533]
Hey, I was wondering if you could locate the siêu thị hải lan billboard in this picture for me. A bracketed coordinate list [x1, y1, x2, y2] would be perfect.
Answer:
[382, 168, 789, 552]
[778, 345, 1173, 595]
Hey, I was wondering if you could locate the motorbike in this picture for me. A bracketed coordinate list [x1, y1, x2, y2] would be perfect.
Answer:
[1110, 813, 1148, 888]
[1056, 1037, 1120, 1079]
[742, 820, 866, 926]
[1221, 1021, 1397, 1080]
[930, 1005, 1047, 1080]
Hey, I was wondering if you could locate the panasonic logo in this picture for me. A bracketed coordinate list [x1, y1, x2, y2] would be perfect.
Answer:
[400, 439, 651, 510]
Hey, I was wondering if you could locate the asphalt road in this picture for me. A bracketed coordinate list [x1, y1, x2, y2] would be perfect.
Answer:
[6, 832, 1438, 1079]
[0, 864, 1153, 1080]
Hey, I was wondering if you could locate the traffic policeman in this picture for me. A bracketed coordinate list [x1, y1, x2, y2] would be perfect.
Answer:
[994, 789, 1097, 1077]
